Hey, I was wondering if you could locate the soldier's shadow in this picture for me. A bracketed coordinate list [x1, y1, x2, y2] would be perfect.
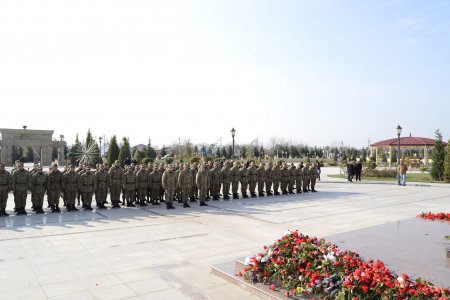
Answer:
[0, 190, 361, 232]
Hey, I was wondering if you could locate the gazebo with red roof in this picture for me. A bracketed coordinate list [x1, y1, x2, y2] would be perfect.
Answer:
[370, 136, 445, 167]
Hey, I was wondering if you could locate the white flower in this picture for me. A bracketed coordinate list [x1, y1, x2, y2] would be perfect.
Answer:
[284, 230, 292, 236]
[261, 256, 270, 263]
[244, 256, 254, 266]
[323, 253, 336, 263]
[397, 276, 404, 284]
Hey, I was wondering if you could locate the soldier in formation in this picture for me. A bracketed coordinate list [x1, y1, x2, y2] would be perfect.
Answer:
[0, 160, 319, 215]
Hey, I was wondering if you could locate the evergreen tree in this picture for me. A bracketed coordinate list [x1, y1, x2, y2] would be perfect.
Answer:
[133, 149, 146, 163]
[68, 134, 82, 166]
[92, 143, 103, 165]
[253, 145, 260, 158]
[160, 145, 168, 157]
[241, 146, 247, 158]
[431, 130, 446, 181]
[259, 146, 265, 158]
[107, 135, 120, 166]
[118, 137, 131, 166]
[146, 145, 157, 160]
[85, 129, 94, 146]
[444, 140, 450, 182]
[183, 140, 193, 159]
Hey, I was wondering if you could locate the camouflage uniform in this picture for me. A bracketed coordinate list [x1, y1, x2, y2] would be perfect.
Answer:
[230, 163, 240, 199]
[239, 164, 249, 198]
[310, 164, 318, 192]
[302, 165, 310, 192]
[221, 164, 231, 199]
[178, 167, 192, 206]
[189, 165, 198, 201]
[265, 163, 274, 196]
[257, 164, 266, 196]
[151, 169, 162, 203]
[29, 165, 38, 209]
[295, 164, 303, 194]
[288, 164, 296, 194]
[30, 170, 47, 214]
[210, 164, 222, 200]
[272, 162, 281, 195]
[63, 168, 80, 211]
[196, 167, 209, 206]
[0, 165, 11, 216]
[48, 168, 63, 212]
[122, 169, 137, 207]
[280, 165, 289, 195]
[108, 164, 123, 208]
[80, 170, 95, 210]
[94, 168, 109, 208]
[136, 167, 148, 206]
[147, 165, 153, 202]
[12, 167, 29, 215]
[248, 163, 258, 197]
[162, 167, 177, 209]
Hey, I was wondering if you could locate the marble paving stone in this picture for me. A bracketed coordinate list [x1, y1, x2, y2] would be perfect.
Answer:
[0, 171, 449, 299]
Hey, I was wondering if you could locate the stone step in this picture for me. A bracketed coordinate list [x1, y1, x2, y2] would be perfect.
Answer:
[211, 259, 314, 300]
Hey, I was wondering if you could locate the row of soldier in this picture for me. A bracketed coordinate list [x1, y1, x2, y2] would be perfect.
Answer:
[0, 160, 319, 216]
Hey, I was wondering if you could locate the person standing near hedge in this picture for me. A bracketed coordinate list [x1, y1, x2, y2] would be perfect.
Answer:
[355, 161, 362, 181]
[399, 160, 408, 186]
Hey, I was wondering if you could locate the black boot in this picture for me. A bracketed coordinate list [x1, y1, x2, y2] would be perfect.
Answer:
[251, 193, 257, 198]
[20, 208, 27, 215]
[0, 209, 9, 216]
[183, 203, 191, 208]
[36, 206, 44, 214]
[199, 202, 208, 206]
[233, 193, 239, 199]
[258, 192, 265, 197]
[166, 202, 175, 209]
[140, 200, 147, 207]
[55, 206, 61, 213]
[297, 190, 302, 194]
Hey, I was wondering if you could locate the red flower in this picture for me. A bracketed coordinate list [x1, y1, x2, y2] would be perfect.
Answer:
[270, 284, 275, 291]
[362, 285, 369, 293]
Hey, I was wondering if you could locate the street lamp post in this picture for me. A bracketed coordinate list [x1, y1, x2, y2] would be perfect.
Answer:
[99, 137, 103, 158]
[231, 127, 236, 159]
[396, 125, 402, 185]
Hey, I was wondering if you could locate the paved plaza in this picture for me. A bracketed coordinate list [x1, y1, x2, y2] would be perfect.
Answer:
[0, 168, 449, 299]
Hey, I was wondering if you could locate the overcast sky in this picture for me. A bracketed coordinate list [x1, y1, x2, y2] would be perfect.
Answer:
[1, 0, 449, 149]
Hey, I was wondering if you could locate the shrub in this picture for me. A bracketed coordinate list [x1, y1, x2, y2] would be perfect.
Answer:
[190, 156, 200, 164]
[142, 157, 154, 164]
[362, 168, 397, 177]
[165, 157, 174, 164]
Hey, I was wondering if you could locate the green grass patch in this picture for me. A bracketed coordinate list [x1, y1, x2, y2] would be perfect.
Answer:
[328, 173, 447, 184]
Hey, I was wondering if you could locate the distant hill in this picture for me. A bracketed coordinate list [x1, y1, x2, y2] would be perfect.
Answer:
[132, 144, 146, 151]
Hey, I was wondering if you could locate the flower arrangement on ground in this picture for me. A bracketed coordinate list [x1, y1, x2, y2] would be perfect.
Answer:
[418, 212, 450, 222]
[242, 230, 449, 299]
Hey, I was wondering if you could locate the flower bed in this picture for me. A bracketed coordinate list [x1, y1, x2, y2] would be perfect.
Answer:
[242, 230, 449, 299]
[418, 212, 450, 222]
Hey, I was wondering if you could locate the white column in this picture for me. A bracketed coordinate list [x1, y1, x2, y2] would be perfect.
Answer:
[375, 147, 379, 165]
[388, 146, 392, 168]
[424, 146, 429, 167]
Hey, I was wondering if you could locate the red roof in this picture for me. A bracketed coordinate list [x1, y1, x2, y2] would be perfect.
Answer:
[370, 137, 446, 147]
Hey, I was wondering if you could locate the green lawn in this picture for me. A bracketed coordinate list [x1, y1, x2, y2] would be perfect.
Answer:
[327, 173, 447, 184]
